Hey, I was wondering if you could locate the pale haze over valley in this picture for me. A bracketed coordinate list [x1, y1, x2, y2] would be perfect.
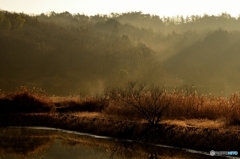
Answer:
[1, 0, 240, 17]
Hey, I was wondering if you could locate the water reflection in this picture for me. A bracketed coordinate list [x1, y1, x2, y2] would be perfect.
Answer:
[0, 127, 54, 158]
[107, 140, 221, 159]
[0, 127, 222, 159]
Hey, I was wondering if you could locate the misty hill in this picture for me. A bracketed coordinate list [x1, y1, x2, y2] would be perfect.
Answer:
[163, 29, 240, 94]
[1, 11, 240, 95]
[0, 11, 159, 95]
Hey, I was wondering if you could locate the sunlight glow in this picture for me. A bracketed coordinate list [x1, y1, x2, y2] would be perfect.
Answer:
[1, 0, 240, 17]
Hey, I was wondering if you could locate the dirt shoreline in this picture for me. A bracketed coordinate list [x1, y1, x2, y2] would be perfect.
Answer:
[0, 113, 239, 153]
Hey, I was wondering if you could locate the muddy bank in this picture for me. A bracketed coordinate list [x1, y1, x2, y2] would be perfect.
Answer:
[0, 113, 239, 152]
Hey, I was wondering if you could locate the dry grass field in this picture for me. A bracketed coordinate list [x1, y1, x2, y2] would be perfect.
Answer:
[0, 86, 240, 127]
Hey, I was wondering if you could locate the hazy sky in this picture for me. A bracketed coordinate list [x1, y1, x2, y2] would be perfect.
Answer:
[1, 0, 240, 17]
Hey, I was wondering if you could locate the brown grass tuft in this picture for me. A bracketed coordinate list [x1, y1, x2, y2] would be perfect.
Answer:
[0, 86, 55, 113]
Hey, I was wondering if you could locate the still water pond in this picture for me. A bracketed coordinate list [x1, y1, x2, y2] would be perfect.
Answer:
[0, 127, 222, 159]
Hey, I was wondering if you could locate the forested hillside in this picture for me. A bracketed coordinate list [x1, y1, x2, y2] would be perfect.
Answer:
[1, 11, 240, 95]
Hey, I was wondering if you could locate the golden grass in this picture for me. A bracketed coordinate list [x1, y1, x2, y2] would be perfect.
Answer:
[104, 89, 240, 126]
[0, 86, 55, 113]
[161, 119, 226, 128]
[49, 94, 85, 103]
[70, 112, 103, 118]
[0, 86, 240, 126]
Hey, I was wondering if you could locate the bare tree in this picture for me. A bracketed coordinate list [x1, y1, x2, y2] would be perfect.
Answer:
[121, 81, 169, 126]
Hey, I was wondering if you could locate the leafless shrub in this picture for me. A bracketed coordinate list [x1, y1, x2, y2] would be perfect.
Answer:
[105, 82, 169, 126]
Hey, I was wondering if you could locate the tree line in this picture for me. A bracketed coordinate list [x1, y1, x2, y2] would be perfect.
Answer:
[1, 11, 240, 95]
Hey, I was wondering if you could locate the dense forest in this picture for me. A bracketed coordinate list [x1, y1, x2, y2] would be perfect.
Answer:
[1, 11, 240, 95]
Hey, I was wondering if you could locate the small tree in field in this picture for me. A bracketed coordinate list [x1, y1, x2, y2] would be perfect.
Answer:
[121, 81, 169, 126]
